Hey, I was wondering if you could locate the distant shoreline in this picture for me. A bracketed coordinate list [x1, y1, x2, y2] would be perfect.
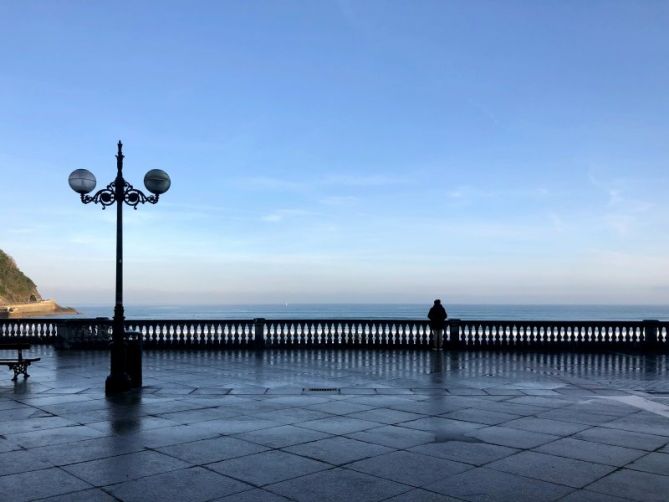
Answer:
[36, 303, 669, 322]
[0, 299, 77, 319]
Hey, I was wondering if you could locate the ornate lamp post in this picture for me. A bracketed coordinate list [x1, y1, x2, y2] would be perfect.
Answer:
[68, 141, 170, 395]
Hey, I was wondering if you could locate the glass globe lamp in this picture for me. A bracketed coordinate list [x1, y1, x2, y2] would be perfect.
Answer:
[68, 169, 97, 194]
[144, 169, 171, 195]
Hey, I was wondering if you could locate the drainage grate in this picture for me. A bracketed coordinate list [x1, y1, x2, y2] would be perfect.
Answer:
[304, 388, 340, 393]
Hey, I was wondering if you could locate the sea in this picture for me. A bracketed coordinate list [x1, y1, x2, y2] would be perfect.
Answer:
[50, 304, 669, 321]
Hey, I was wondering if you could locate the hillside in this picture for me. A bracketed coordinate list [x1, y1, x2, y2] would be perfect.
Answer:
[0, 249, 42, 305]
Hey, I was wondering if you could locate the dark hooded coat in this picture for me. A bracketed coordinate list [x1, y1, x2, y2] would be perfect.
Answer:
[428, 303, 447, 329]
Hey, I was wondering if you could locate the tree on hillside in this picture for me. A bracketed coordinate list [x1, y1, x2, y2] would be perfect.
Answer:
[0, 250, 42, 304]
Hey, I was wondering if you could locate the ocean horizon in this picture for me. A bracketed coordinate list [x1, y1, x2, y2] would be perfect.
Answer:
[48, 303, 669, 321]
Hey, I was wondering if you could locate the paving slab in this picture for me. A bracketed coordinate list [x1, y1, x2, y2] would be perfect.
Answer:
[603, 411, 669, 437]
[347, 424, 437, 449]
[383, 489, 463, 501]
[558, 490, 632, 502]
[61, 450, 189, 486]
[213, 488, 291, 501]
[284, 436, 393, 465]
[346, 408, 426, 424]
[297, 415, 380, 435]
[156, 436, 269, 464]
[626, 452, 669, 476]
[38, 488, 118, 501]
[0, 467, 92, 501]
[208, 450, 332, 486]
[487, 450, 616, 488]
[465, 425, 559, 449]
[409, 440, 518, 466]
[233, 423, 332, 448]
[588, 468, 669, 502]
[348, 450, 472, 487]
[502, 416, 590, 436]
[535, 437, 646, 466]
[441, 408, 520, 425]
[266, 467, 411, 502]
[0, 448, 55, 476]
[106, 466, 252, 502]
[426, 466, 573, 501]
[573, 426, 669, 451]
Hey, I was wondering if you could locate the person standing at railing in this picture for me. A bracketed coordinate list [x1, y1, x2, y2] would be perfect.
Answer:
[428, 299, 448, 350]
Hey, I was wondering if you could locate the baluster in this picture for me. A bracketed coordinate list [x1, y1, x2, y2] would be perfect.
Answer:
[202, 323, 209, 347]
[318, 322, 333, 347]
[230, 323, 238, 345]
[266, 323, 273, 346]
[184, 323, 192, 346]
[319, 322, 326, 345]
[263, 322, 270, 346]
[192, 323, 199, 346]
[147, 325, 154, 347]
[333, 322, 340, 345]
[278, 322, 285, 345]
[293, 322, 300, 345]
[301, 322, 308, 346]
[326, 322, 334, 345]
[501, 325, 509, 347]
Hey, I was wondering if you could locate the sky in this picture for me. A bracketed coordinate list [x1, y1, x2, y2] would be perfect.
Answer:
[1, 1, 668, 306]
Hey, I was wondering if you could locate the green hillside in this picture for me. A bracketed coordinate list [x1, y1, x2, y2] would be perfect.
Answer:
[0, 250, 42, 305]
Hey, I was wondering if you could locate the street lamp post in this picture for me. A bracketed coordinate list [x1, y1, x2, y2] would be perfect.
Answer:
[68, 141, 170, 395]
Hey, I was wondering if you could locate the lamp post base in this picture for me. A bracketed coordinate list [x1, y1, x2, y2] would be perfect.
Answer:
[105, 372, 132, 395]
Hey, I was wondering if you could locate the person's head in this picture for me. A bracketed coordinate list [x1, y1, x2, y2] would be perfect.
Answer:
[434, 299, 441, 305]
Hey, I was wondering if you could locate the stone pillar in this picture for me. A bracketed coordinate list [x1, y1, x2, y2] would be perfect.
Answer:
[643, 320, 660, 351]
[254, 318, 266, 350]
[449, 319, 461, 348]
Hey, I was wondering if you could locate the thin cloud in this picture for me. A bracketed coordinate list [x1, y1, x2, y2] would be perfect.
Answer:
[445, 185, 552, 202]
[261, 208, 315, 223]
[234, 176, 307, 191]
[322, 174, 408, 187]
[319, 195, 358, 206]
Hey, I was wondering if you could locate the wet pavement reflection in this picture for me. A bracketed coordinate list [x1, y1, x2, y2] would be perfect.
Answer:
[0, 347, 667, 501]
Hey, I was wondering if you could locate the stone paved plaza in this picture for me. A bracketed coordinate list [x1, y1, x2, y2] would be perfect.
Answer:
[0, 347, 668, 501]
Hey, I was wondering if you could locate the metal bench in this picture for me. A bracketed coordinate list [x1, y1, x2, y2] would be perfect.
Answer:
[0, 343, 40, 381]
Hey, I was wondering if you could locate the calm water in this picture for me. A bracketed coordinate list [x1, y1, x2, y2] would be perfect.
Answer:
[52, 304, 669, 321]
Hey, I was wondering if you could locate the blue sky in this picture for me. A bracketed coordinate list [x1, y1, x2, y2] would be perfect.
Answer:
[1, 1, 668, 305]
